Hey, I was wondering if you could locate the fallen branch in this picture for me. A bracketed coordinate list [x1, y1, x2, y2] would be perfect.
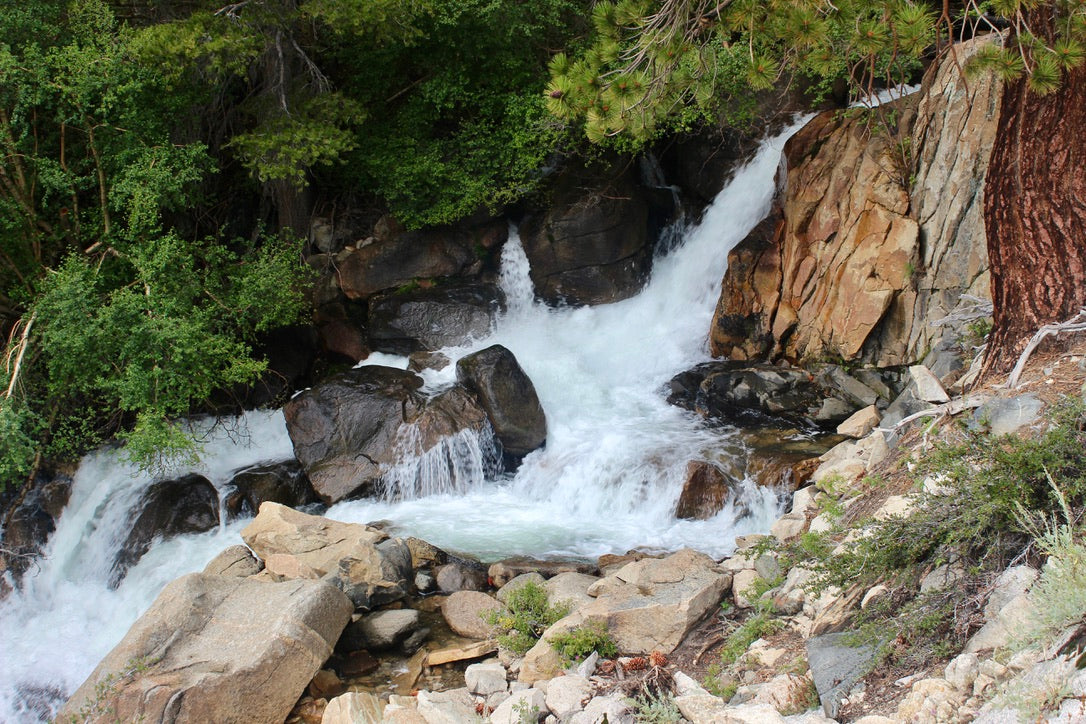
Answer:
[3, 310, 35, 399]
[1005, 308, 1086, 389]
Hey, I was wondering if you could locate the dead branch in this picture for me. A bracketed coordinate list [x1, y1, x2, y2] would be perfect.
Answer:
[3, 311, 35, 399]
[1004, 308, 1086, 389]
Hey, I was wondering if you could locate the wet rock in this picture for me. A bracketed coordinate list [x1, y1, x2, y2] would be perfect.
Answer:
[284, 366, 488, 503]
[336, 220, 506, 299]
[0, 467, 72, 585]
[807, 631, 877, 718]
[435, 559, 489, 592]
[408, 351, 450, 373]
[488, 558, 599, 588]
[368, 282, 505, 354]
[331, 538, 414, 610]
[676, 461, 738, 520]
[338, 650, 380, 677]
[111, 473, 219, 586]
[355, 609, 420, 650]
[203, 545, 263, 577]
[224, 460, 316, 520]
[456, 345, 547, 462]
[520, 161, 654, 306]
[442, 590, 503, 639]
[57, 573, 352, 724]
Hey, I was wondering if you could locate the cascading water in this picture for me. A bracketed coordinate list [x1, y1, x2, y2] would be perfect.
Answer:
[0, 117, 808, 721]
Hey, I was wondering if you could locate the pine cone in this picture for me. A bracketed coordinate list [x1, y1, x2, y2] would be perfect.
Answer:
[649, 651, 669, 667]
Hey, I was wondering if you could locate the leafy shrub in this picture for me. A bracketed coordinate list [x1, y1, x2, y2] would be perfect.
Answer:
[549, 621, 617, 664]
[486, 581, 570, 655]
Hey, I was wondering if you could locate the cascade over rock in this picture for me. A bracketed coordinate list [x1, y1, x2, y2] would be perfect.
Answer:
[519, 160, 653, 306]
[710, 39, 999, 367]
[456, 345, 546, 461]
[283, 366, 488, 503]
[57, 573, 352, 724]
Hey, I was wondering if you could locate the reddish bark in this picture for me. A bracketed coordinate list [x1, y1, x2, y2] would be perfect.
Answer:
[983, 13, 1086, 372]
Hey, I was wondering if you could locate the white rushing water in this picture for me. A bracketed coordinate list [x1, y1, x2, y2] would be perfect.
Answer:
[0, 118, 806, 721]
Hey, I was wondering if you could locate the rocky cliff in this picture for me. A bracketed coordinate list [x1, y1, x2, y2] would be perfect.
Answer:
[710, 38, 1001, 369]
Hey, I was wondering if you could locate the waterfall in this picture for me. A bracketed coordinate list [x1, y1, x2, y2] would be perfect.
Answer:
[0, 116, 808, 721]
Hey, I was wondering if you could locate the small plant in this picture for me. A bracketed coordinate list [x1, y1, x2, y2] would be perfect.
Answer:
[485, 581, 570, 655]
[719, 609, 784, 666]
[549, 621, 618, 664]
[511, 699, 541, 724]
[626, 688, 683, 723]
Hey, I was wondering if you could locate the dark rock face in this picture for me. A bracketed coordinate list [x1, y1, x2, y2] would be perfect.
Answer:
[0, 468, 73, 587]
[222, 325, 319, 411]
[456, 345, 546, 462]
[675, 461, 738, 520]
[368, 282, 505, 354]
[336, 221, 507, 299]
[520, 162, 652, 306]
[224, 460, 316, 521]
[435, 560, 489, 593]
[284, 366, 424, 503]
[112, 474, 220, 587]
[283, 366, 490, 503]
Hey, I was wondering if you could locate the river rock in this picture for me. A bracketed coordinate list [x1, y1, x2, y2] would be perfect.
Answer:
[111, 473, 220, 587]
[224, 460, 316, 520]
[488, 558, 599, 588]
[465, 662, 508, 696]
[490, 687, 547, 724]
[837, 405, 881, 438]
[520, 161, 653, 306]
[544, 572, 599, 611]
[695, 364, 844, 426]
[57, 573, 352, 724]
[356, 609, 421, 650]
[367, 282, 505, 354]
[456, 345, 547, 461]
[435, 559, 489, 592]
[442, 590, 503, 639]
[241, 503, 412, 609]
[675, 461, 738, 519]
[336, 220, 506, 299]
[546, 674, 592, 719]
[284, 366, 488, 503]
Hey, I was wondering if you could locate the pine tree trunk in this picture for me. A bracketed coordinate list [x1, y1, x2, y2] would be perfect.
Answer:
[983, 17, 1086, 372]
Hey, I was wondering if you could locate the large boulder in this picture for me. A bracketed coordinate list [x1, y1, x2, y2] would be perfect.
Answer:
[111, 474, 220, 587]
[367, 282, 505, 354]
[283, 366, 489, 503]
[336, 220, 507, 299]
[241, 502, 412, 610]
[224, 460, 316, 521]
[57, 573, 352, 724]
[456, 345, 546, 461]
[519, 161, 653, 306]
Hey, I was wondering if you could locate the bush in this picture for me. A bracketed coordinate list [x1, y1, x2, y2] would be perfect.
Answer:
[549, 621, 617, 664]
[486, 581, 570, 656]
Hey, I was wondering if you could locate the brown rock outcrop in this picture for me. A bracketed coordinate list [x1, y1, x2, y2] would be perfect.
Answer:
[711, 39, 999, 367]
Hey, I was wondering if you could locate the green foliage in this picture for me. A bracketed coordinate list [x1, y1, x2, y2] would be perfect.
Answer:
[548, 621, 618, 664]
[718, 608, 783, 667]
[486, 581, 571, 656]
